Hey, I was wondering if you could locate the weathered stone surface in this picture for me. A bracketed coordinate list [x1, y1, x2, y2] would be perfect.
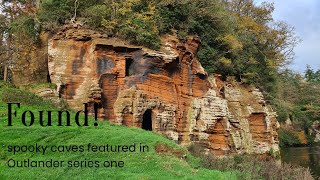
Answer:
[312, 121, 320, 143]
[48, 28, 280, 156]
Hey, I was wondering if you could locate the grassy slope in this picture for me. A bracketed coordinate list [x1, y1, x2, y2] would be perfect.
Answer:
[0, 87, 238, 179]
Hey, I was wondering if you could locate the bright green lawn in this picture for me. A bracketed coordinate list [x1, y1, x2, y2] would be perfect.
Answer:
[0, 86, 239, 180]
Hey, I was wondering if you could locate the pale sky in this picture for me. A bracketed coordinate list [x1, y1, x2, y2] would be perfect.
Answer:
[256, 0, 320, 73]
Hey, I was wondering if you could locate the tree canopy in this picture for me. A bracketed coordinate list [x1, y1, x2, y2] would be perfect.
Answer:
[1, 0, 299, 87]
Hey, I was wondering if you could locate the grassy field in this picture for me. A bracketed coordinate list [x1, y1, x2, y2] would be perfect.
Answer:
[0, 84, 238, 179]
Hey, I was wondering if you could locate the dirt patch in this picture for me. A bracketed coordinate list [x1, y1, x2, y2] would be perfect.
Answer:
[155, 143, 186, 159]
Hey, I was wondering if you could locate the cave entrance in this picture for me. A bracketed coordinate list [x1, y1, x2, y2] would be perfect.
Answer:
[125, 58, 133, 76]
[142, 109, 152, 131]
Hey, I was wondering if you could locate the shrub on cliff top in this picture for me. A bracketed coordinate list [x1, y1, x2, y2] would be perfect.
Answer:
[5, 1, 299, 91]
[36, 0, 298, 92]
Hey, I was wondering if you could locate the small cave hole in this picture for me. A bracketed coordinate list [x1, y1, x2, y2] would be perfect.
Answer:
[197, 73, 206, 80]
[125, 58, 134, 76]
[58, 84, 66, 98]
[142, 109, 152, 131]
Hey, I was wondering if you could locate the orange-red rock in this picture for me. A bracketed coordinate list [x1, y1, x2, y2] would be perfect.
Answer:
[48, 28, 280, 156]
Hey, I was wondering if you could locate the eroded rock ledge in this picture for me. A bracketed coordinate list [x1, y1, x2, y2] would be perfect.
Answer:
[48, 28, 280, 156]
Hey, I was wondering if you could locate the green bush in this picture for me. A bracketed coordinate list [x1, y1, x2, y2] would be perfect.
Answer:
[188, 143, 313, 180]
[10, 15, 40, 43]
[119, 19, 161, 50]
[0, 81, 15, 89]
[84, 5, 110, 28]
[273, 101, 290, 123]
[278, 129, 301, 147]
[38, 0, 74, 29]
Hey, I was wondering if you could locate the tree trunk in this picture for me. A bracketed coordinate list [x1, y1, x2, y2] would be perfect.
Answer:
[3, 65, 8, 81]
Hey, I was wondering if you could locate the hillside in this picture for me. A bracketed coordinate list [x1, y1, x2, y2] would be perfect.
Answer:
[0, 85, 238, 179]
[0, 83, 315, 180]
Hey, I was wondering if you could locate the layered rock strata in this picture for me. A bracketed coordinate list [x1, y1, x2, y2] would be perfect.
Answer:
[48, 28, 280, 155]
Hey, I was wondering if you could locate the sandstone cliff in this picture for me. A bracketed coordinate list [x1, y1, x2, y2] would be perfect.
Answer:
[47, 28, 280, 156]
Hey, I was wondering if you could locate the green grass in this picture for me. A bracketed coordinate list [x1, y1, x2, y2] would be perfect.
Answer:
[0, 85, 238, 179]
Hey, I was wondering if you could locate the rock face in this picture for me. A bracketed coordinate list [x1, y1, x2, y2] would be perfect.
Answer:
[312, 121, 320, 143]
[48, 28, 280, 156]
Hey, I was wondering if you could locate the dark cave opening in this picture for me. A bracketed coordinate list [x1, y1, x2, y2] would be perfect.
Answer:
[197, 73, 206, 80]
[142, 109, 152, 131]
[125, 58, 133, 76]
